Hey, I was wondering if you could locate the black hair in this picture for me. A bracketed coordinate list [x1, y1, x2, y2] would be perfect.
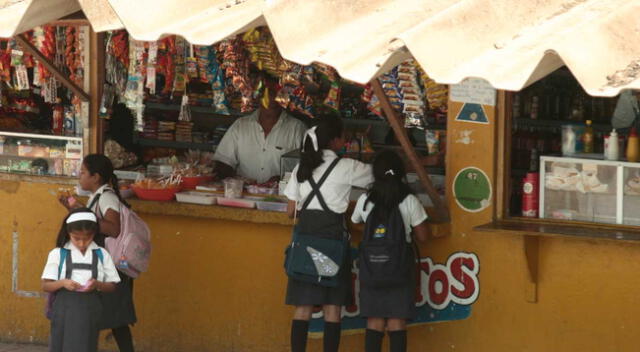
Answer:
[56, 208, 100, 248]
[365, 150, 413, 222]
[82, 154, 131, 208]
[296, 114, 344, 182]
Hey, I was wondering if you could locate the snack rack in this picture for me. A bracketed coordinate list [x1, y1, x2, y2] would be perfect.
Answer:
[540, 156, 640, 225]
[0, 131, 83, 177]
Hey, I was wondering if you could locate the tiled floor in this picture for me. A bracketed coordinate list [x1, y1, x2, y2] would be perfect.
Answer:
[0, 343, 47, 352]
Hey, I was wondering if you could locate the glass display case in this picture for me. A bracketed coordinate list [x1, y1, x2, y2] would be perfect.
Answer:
[540, 156, 640, 225]
[0, 132, 83, 177]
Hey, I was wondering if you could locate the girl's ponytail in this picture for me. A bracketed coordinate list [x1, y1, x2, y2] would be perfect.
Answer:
[365, 150, 413, 222]
[110, 173, 131, 209]
[296, 114, 343, 183]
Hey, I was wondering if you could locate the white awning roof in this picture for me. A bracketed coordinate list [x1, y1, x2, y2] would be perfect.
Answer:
[0, 0, 81, 37]
[4, 0, 640, 97]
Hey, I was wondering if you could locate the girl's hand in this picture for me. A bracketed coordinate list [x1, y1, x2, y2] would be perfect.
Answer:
[78, 279, 97, 292]
[58, 195, 83, 210]
[61, 279, 81, 291]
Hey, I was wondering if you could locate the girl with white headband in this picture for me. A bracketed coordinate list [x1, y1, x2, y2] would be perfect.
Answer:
[350, 150, 431, 352]
[284, 114, 374, 352]
[42, 207, 120, 352]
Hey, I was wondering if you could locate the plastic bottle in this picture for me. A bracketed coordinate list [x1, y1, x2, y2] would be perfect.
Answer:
[583, 120, 594, 153]
[606, 129, 619, 161]
[627, 127, 639, 162]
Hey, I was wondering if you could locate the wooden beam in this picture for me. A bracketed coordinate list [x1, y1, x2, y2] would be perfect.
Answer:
[14, 35, 90, 102]
[371, 79, 450, 223]
[523, 235, 539, 303]
[495, 90, 510, 220]
[89, 30, 105, 154]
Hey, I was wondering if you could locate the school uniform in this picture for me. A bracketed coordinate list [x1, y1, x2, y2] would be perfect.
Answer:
[88, 184, 137, 330]
[284, 149, 373, 306]
[351, 194, 428, 319]
[42, 242, 120, 352]
[214, 110, 307, 183]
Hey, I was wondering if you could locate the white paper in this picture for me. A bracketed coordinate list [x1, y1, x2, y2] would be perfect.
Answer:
[450, 78, 497, 106]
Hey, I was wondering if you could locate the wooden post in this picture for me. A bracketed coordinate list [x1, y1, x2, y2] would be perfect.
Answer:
[371, 79, 450, 223]
[89, 30, 105, 154]
[523, 235, 539, 303]
[14, 35, 90, 102]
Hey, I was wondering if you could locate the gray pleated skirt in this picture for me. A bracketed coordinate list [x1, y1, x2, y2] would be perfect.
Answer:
[49, 290, 102, 352]
[99, 271, 137, 329]
[359, 251, 418, 320]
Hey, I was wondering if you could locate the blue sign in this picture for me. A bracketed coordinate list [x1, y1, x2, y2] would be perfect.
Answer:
[455, 103, 489, 124]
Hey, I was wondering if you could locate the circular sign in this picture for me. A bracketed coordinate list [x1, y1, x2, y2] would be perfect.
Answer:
[453, 167, 492, 212]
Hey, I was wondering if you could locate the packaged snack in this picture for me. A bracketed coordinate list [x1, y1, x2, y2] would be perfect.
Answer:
[426, 130, 440, 155]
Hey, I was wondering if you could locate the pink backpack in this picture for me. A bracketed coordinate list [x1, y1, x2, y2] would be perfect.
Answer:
[105, 205, 151, 278]
[92, 191, 151, 278]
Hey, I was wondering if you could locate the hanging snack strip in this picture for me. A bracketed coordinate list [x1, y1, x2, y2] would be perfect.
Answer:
[275, 62, 315, 118]
[123, 38, 147, 131]
[361, 83, 383, 118]
[243, 28, 287, 78]
[156, 36, 175, 96]
[417, 65, 448, 111]
[397, 60, 425, 129]
[219, 37, 254, 113]
[172, 36, 187, 96]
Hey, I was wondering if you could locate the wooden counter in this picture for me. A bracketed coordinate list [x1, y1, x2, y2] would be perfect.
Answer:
[128, 198, 294, 226]
[475, 218, 640, 243]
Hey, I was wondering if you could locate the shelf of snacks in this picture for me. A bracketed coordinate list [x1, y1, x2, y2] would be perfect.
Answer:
[135, 137, 217, 151]
[0, 131, 83, 177]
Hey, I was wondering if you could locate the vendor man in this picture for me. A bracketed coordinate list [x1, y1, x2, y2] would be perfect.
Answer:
[612, 89, 640, 132]
[214, 76, 307, 183]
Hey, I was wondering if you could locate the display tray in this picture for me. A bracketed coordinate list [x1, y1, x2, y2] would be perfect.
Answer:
[256, 200, 287, 213]
[176, 191, 217, 205]
[217, 197, 256, 209]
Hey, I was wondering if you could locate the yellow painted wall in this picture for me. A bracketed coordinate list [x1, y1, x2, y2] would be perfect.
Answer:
[2, 100, 640, 351]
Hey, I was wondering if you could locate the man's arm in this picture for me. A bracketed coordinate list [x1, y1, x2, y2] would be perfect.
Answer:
[215, 161, 236, 180]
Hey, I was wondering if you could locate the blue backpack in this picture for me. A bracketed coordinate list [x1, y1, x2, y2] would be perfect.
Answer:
[45, 248, 104, 320]
[358, 204, 415, 288]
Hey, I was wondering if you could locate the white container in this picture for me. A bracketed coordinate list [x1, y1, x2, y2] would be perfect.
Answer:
[605, 129, 619, 161]
[256, 200, 288, 212]
[562, 125, 576, 156]
[176, 191, 217, 205]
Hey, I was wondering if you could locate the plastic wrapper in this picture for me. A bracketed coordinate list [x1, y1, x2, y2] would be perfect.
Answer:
[417, 65, 448, 110]
[323, 81, 340, 111]
[172, 37, 187, 95]
[243, 28, 286, 77]
[426, 130, 440, 155]
[219, 38, 254, 112]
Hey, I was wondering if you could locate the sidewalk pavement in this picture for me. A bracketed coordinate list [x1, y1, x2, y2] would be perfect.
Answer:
[0, 343, 47, 352]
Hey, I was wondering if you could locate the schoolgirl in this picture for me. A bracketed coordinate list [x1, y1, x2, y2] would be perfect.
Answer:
[42, 208, 120, 352]
[351, 150, 430, 352]
[284, 114, 374, 352]
[59, 154, 136, 352]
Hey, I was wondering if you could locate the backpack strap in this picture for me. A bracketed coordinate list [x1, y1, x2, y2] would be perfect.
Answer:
[88, 193, 102, 215]
[64, 248, 73, 279]
[300, 157, 341, 212]
[57, 248, 70, 280]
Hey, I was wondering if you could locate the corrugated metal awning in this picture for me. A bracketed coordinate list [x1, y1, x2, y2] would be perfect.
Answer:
[264, 0, 640, 97]
[5, 0, 640, 97]
[0, 0, 81, 37]
[105, 0, 264, 45]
